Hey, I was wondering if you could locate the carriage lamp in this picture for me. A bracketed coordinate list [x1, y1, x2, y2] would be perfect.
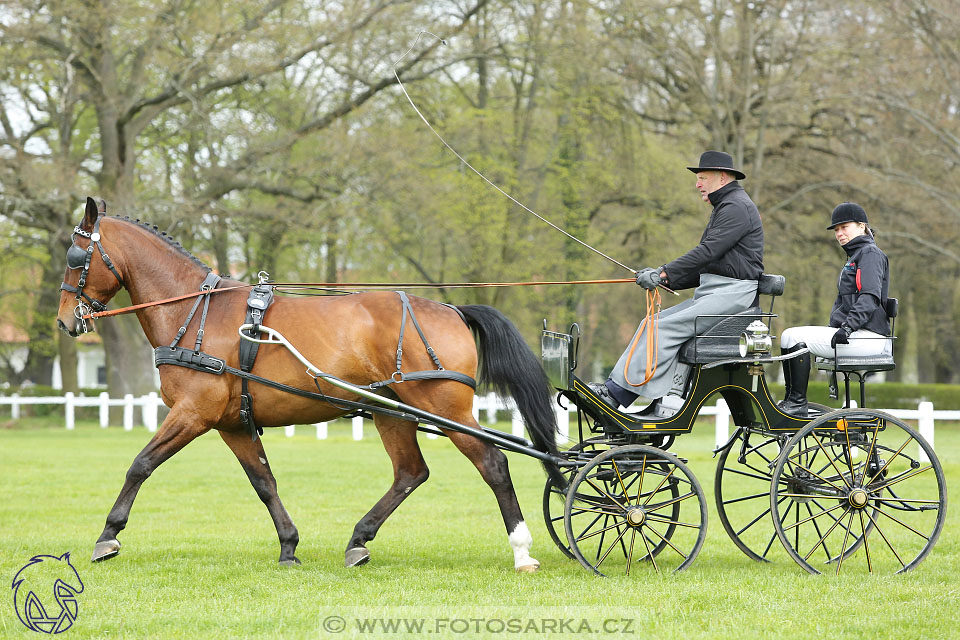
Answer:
[739, 320, 772, 358]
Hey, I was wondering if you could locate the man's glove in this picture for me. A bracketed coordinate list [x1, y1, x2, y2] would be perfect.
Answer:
[831, 326, 851, 348]
[635, 267, 662, 290]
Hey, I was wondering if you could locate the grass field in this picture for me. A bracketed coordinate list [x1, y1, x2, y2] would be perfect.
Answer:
[1, 417, 958, 639]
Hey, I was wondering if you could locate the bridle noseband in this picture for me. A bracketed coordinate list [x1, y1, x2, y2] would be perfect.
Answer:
[60, 216, 125, 330]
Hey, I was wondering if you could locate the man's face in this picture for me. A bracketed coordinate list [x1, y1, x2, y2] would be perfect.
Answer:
[695, 170, 726, 202]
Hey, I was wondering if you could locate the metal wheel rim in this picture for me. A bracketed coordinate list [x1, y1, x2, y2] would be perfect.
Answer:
[770, 409, 947, 575]
[563, 445, 707, 576]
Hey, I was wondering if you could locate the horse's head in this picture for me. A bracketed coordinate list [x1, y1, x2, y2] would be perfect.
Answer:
[57, 197, 126, 337]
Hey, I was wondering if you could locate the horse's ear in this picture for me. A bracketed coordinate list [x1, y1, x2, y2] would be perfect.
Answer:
[84, 197, 98, 226]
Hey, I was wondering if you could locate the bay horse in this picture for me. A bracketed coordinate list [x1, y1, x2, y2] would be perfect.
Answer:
[56, 197, 560, 572]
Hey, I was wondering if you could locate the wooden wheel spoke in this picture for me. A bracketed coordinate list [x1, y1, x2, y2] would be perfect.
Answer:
[594, 524, 629, 570]
[722, 491, 770, 506]
[645, 514, 702, 529]
[804, 502, 833, 563]
[865, 510, 907, 568]
[647, 490, 696, 512]
[642, 466, 678, 507]
[874, 504, 932, 541]
[784, 458, 845, 492]
[801, 507, 851, 562]
[625, 528, 637, 576]
[611, 459, 631, 502]
[639, 525, 660, 574]
[721, 466, 775, 483]
[584, 476, 626, 510]
[873, 465, 933, 493]
[576, 519, 625, 543]
[859, 509, 872, 573]
[864, 436, 913, 486]
[782, 501, 846, 532]
[807, 432, 851, 489]
[644, 523, 687, 560]
[834, 509, 856, 575]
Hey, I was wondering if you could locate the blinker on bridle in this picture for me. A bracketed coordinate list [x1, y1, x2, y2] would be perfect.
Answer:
[60, 214, 125, 330]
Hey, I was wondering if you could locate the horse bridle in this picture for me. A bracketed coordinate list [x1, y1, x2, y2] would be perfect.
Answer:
[59, 215, 125, 330]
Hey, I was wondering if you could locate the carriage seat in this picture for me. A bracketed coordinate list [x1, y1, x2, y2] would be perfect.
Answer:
[678, 307, 764, 364]
[814, 298, 898, 373]
[677, 274, 784, 365]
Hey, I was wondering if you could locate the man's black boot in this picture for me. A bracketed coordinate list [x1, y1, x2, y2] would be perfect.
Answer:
[586, 382, 620, 411]
[777, 343, 810, 417]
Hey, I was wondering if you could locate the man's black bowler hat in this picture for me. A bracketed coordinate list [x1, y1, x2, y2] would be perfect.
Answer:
[686, 150, 746, 180]
[827, 202, 869, 229]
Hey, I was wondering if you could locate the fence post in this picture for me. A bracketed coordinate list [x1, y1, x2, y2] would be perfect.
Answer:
[143, 392, 158, 432]
[123, 394, 134, 431]
[918, 401, 934, 463]
[556, 405, 570, 445]
[352, 415, 364, 440]
[11, 392, 19, 420]
[714, 399, 730, 448]
[512, 409, 524, 439]
[486, 392, 497, 425]
[99, 392, 110, 428]
[315, 423, 328, 440]
[65, 392, 75, 430]
[285, 425, 296, 437]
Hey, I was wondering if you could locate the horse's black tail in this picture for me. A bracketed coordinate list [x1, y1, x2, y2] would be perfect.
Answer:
[457, 305, 564, 487]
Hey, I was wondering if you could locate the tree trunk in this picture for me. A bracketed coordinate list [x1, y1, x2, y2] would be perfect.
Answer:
[57, 332, 79, 392]
[99, 290, 156, 423]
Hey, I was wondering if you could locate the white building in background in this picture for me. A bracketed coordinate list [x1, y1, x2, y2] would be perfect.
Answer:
[1, 324, 159, 390]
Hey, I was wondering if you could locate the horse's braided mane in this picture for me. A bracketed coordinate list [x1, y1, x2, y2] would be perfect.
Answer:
[112, 215, 212, 273]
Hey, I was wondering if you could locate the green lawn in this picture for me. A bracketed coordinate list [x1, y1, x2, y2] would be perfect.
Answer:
[1, 418, 958, 639]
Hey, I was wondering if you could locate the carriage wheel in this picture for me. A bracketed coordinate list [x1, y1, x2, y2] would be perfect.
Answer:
[771, 409, 946, 574]
[715, 428, 787, 562]
[564, 445, 707, 575]
[542, 437, 609, 560]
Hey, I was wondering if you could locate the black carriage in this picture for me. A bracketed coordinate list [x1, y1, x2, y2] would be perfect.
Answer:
[540, 274, 946, 575]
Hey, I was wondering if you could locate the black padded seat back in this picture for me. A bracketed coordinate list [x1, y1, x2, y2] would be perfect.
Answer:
[679, 306, 764, 364]
[758, 274, 785, 297]
[885, 297, 898, 318]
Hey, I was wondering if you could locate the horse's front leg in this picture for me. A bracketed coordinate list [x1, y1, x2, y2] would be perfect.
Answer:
[92, 405, 211, 562]
[218, 430, 300, 565]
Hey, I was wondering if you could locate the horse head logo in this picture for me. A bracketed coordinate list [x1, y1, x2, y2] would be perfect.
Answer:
[11, 553, 84, 634]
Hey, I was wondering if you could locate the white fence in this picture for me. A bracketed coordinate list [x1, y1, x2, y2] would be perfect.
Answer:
[0, 392, 951, 461]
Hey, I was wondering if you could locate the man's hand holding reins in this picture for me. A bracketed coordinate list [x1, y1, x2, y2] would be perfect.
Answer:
[635, 268, 662, 290]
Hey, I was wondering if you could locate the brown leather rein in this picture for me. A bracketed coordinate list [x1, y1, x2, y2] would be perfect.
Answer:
[82, 278, 639, 320]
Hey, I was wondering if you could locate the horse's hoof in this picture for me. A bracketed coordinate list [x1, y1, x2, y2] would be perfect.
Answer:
[345, 547, 370, 568]
[279, 557, 301, 567]
[516, 563, 540, 574]
[91, 539, 121, 562]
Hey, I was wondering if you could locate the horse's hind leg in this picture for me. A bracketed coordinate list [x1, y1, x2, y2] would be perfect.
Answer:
[218, 430, 300, 565]
[445, 426, 539, 573]
[92, 406, 210, 562]
[345, 415, 429, 568]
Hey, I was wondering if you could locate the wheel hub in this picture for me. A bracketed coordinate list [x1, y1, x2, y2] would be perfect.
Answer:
[625, 507, 646, 526]
[848, 488, 869, 509]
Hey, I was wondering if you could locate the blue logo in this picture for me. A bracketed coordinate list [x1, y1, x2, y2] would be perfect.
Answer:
[11, 553, 84, 634]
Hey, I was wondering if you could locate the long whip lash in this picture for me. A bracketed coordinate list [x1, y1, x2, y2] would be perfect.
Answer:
[393, 32, 637, 275]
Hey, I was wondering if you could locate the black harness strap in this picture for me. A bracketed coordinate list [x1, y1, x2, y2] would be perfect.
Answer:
[154, 345, 421, 424]
[169, 272, 222, 348]
[369, 291, 476, 390]
[238, 280, 275, 440]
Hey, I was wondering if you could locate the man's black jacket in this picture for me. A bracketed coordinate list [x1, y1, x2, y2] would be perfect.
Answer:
[663, 181, 764, 290]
